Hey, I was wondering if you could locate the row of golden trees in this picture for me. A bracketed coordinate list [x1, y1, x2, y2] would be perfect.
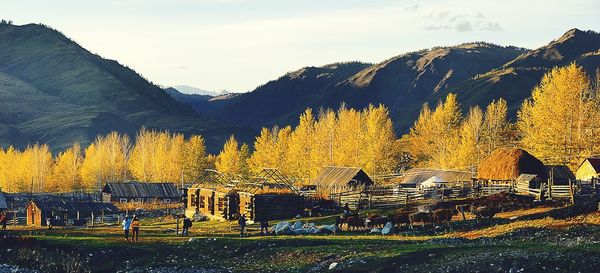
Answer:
[409, 63, 600, 171]
[0, 129, 208, 193]
[225, 104, 399, 181]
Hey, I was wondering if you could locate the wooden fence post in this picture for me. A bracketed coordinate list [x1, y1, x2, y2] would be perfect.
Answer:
[569, 179, 575, 205]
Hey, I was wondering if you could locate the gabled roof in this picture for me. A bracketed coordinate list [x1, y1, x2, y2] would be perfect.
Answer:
[102, 182, 180, 199]
[235, 168, 298, 194]
[546, 165, 575, 181]
[580, 158, 600, 173]
[314, 166, 373, 191]
[28, 199, 119, 214]
[0, 191, 7, 210]
[400, 168, 473, 184]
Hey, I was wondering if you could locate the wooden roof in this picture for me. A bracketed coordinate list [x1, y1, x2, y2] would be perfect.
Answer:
[0, 191, 7, 210]
[102, 182, 180, 199]
[546, 165, 575, 182]
[235, 168, 298, 195]
[28, 199, 119, 214]
[400, 168, 473, 185]
[314, 166, 373, 191]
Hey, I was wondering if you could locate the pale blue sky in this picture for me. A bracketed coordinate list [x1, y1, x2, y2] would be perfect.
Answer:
[2, 0, 599, 92]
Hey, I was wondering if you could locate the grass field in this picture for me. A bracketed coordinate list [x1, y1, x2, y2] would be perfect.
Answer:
[2, 205, 600, 273]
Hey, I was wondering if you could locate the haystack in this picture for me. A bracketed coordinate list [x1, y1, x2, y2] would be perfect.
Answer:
[477, 148, 547, 181]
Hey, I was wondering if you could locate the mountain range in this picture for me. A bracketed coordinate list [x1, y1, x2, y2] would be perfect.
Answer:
[0, 23, 252, 153]
[0, 22, 598, 154]
[171, 28, 600, 135]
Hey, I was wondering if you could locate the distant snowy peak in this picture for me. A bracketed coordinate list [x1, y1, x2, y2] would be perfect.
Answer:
[173, 85, 229, 96]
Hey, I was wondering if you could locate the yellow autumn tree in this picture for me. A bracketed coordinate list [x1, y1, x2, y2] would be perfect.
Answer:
[183, 135, 208, 182]
[49, 143, 83, 192]
[286, 109, 316, 179]
[518, 63, 600, 169]
[409, 93, 462, 168]
[215, 135, 249, 177]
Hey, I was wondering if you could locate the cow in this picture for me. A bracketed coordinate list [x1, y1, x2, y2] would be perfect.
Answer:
[408, 211, 433, 229]
[335, 212, 359, 230]
[472, 206, 500, 221]
[390, 211, 412, 228]
[432, 209, 455, 225]
[365, 214, 389, 229]
[346, 216, 366, 231]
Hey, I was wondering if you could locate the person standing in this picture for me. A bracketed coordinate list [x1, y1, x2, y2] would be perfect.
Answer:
[131, 216, 140, 242]
[122, 215, 132, 241]
[260, 219, 269, 236]
[182, 216, 192, 236]
[0, 212, 7, 234]
[238, 214, 247, 237]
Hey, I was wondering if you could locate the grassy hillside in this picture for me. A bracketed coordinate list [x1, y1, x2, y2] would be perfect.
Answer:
[0, 23, 252, 152]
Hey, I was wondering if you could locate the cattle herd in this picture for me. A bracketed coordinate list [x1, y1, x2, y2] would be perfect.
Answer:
[335, 192, 534, 231]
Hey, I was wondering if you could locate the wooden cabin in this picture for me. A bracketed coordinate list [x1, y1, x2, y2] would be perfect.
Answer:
[26, 199, 119, 227]
[576, 158, 600, 181]
[102, 182, 180, 204]
[313, 166, 374, 197]
[185, 170, 240, 220]
[236, 169, 303, 221]
[477, 148, 547, 184]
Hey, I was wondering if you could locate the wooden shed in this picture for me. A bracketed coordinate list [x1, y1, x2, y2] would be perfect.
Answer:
[477, 148, 547, 183]
[235, 169, 303, 221]
[26, 199, 119, 227]
[313, 166, 374, 196]
[102, 182, 180, 204]
[547, 165, 576, 185]
[575, 158, 600, 181]
[185, 170, 240, 220]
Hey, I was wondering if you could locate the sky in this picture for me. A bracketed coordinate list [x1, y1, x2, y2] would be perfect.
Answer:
[2, 0, 599, 93]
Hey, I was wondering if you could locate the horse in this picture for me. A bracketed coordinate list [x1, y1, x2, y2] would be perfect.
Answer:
[408, 211, 433, 229]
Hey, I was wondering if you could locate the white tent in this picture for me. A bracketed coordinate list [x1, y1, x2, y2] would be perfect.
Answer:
[420, 176, 446, 189]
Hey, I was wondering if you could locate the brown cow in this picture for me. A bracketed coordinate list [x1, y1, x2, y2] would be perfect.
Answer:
[365, 214, 389, 229]
[472, 206, 500, 220]
[346, 216, 366, 231]
[432, 209, 455, 225]
[390, 211, 412, 228]
[408, 212, 433, 229]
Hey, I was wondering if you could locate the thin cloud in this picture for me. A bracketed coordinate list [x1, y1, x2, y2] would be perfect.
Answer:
[423, 11, 502, 32]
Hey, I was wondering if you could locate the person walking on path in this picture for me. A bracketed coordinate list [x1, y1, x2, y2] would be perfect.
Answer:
[131, 216, 140, 242]
[238, 214, 247, 237]
[182, 216, 192, 236]
[122, 215, 132, 241]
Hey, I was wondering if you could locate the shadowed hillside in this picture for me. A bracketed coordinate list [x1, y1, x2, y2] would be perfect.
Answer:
[0, 23, 252, 152]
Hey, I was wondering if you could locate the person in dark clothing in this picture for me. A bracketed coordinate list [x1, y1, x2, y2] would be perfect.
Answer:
[0, 212, 7, 233]
[182, 216, 192, 236]
[238, 214, 247, 237]
[260, 219, 269, 235]
[343, 203, 350, 214]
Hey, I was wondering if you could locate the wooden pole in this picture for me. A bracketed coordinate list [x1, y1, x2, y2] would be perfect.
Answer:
[176, 215, 180, 236]
[569, 179, 575, 205]
[91, 212, 95, 227]
[101, 209, 105, 224]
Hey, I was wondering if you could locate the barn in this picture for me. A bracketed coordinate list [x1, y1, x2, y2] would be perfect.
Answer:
[102, 182, 180, 204]
[185, 170, 240, 220]
[575, 158, 600, 181]
[547, 165, 576, 185]
[236, 169, 303, 222]
[313, 166, 374, 197]
[26, 199, 119, 227]
[477, 148, 547, 183]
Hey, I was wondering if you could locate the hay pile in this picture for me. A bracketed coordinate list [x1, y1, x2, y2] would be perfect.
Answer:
[477, 148, 547, 181]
